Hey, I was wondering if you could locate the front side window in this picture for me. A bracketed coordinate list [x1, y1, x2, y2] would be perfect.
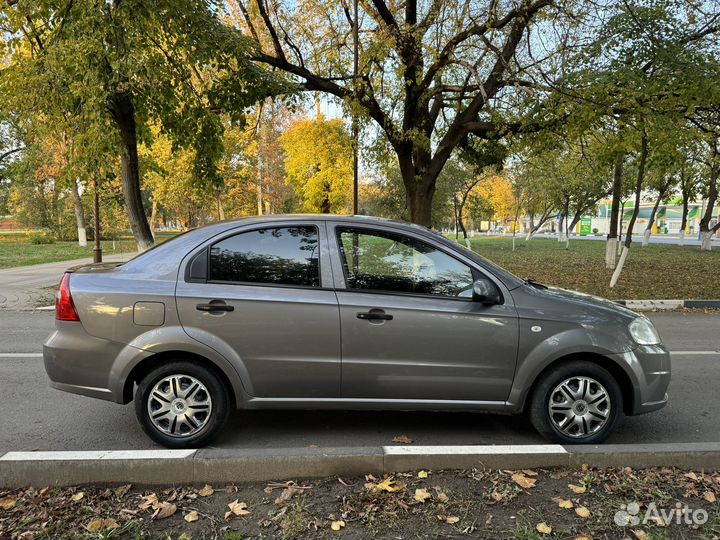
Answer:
[337, 227, 474, 297]
[209, 226, 320, 287]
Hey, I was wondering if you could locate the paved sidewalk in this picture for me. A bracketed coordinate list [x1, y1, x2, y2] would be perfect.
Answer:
[0, 252, 137, 310]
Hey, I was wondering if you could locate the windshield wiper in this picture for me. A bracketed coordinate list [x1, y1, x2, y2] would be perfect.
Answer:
[525, 278, 548, 289]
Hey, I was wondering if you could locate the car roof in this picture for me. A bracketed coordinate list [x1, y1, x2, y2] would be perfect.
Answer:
[213, 214, 432, 233]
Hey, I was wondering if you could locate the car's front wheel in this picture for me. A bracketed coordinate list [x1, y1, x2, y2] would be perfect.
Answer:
[528, 360, 623, 445]
[135, 360, 230, 448]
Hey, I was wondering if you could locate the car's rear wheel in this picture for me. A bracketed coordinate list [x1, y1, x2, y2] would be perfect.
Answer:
[135, 360, 230, 448]
[528, 360, 622, 445]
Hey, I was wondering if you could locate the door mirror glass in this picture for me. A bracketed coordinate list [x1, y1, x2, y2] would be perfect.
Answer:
[473, 278, 501, 305]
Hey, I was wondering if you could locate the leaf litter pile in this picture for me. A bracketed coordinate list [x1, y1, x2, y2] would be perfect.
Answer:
[1, 466, 720, 539]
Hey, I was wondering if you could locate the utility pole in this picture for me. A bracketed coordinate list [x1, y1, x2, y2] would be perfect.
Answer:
[352, 0, 359, 215]
[92, 176, 102, 263]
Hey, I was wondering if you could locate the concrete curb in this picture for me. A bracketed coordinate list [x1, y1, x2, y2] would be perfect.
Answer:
[3, 443, 720, 488]
[615, 299, 720, 310]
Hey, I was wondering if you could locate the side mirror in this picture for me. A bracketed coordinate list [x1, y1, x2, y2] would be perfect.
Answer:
[473, 278, 501, 305]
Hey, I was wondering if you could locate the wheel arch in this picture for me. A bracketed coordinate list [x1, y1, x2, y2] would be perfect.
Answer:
[121, 350, 242, 407]
[520, 352, 636, 415]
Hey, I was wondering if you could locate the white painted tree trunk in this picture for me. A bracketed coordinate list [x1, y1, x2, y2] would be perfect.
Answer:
[558, 229, 566, 242]
[525, 230, 534, 241]
[605, 238, 618, 269]
[642, 229, 651, 247]
[77, 227, 87, 248]
[701, 231, 713, 251]
[678, 230, 685, 246]
[512, 236, 516, 251]
[464, 238, 471, 249]
[610, 245, 629, 288]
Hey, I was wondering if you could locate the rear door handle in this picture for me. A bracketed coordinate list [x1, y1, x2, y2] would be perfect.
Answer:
[357, 311, 393, 321]
[196, 302, 234, 313]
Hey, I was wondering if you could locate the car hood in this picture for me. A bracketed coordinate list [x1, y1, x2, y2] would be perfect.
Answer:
[516, 283, 640, 323]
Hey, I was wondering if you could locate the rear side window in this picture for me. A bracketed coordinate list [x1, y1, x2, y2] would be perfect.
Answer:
[209, 226, 320, 287]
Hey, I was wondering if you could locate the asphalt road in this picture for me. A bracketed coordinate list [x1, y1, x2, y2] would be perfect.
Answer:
[1, 311, 718, 451]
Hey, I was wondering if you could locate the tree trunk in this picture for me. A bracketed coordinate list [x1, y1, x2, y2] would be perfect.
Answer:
[149, 198, 158, 238]
[699, 162, 718, 252]
[610, 134, 647, 288]
[679, 194, 689, 247]
[406, 180, 434, 227]
[70, 179, 87, 247]
[642, 191, 664, 247]
[110, 93, 154, 252]
[606, 154, 623, 269]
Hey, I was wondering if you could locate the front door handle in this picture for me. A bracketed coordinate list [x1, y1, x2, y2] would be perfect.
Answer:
[196, 302, 234, 313]
[357, 310, 393, 321]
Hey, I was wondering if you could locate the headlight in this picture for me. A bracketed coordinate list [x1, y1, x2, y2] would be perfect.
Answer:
[629, 317, 661, 345]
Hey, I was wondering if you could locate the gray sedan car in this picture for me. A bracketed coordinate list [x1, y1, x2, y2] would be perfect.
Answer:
[44, 215, 670, 448]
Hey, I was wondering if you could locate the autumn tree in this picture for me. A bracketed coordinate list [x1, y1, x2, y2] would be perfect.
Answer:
[280, 115, 353, 213]
[1, 0, 278, 250]
[230, 0, 575, 226]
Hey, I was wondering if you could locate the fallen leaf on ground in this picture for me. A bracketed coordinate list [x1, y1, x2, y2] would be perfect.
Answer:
[178, 534, 192, 540]
[374, 478, 402, 493]
[197, 485, 214, 497]
[434, 489, 449, 503]
[575, 506, 591, 518]
[685, 471, 699, 482]
[392, 435, 414, 444]
[632, 530, 648, 540]
[331, 520, 346, 531]
[85, 518, 118, 532]
[553, 497, 574, 509]
[568, 483, 586, 494]
[72, 492, 85, 502]
[115, 484, 132, 498]
[418, 470, 428, 478]
[0, 496, 16, 510]
[437, 514, 460, 524]
[491, 490, 504, 502]
[522, 469, 538, 476]
[275, 485, 304, 506]
[704, 491, 716, 503]
[152, 502, 177, 520]
[536, 522, 552, 534]
[512, 472, 537, 489]
[138, 493, 158, 510]
[414, 488, 431, 502]
[227, 499, 250, 517]
[184, 511, 199, 523]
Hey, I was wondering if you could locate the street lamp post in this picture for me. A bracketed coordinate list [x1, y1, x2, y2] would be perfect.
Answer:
[352, 0, 359, 215]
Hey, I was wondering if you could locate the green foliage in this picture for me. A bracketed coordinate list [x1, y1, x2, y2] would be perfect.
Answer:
[280, 115, 352, 214]
[27, 231, 54, 244]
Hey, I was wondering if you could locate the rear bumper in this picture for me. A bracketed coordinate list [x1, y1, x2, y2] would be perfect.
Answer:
[614, 344, 671, 415]
[43, 321, 125, 403]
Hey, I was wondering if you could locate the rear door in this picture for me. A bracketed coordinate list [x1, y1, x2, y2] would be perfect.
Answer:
[176, 222, 341, 398]
[329, 223, 519, 402]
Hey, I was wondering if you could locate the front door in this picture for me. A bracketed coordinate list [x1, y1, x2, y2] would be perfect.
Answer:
[330, 225, 519, 402]
[176, 223, 341, 398]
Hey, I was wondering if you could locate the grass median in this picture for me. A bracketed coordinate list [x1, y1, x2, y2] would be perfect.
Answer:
[1, 466, 719, 539]
[0, 232, 175, 269]
[458, 236, 720, 300]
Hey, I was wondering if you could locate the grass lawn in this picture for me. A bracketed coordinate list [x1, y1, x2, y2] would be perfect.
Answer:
[457, 235, 720, 300]
[0, 232, 176, 269]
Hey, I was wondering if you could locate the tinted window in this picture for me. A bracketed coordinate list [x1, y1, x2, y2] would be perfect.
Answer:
[209, 227, 320, 287]
[337, 228, 474, 297]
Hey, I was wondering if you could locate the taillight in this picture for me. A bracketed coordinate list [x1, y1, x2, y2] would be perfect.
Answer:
[56, 272, 80, 321]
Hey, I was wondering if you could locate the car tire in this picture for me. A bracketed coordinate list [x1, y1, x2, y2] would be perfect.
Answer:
[135, 360, 230, 448]
[528, 360, 623, 445]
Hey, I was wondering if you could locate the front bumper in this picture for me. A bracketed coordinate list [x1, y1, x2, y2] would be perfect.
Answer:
[612, 344, 671, 415]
